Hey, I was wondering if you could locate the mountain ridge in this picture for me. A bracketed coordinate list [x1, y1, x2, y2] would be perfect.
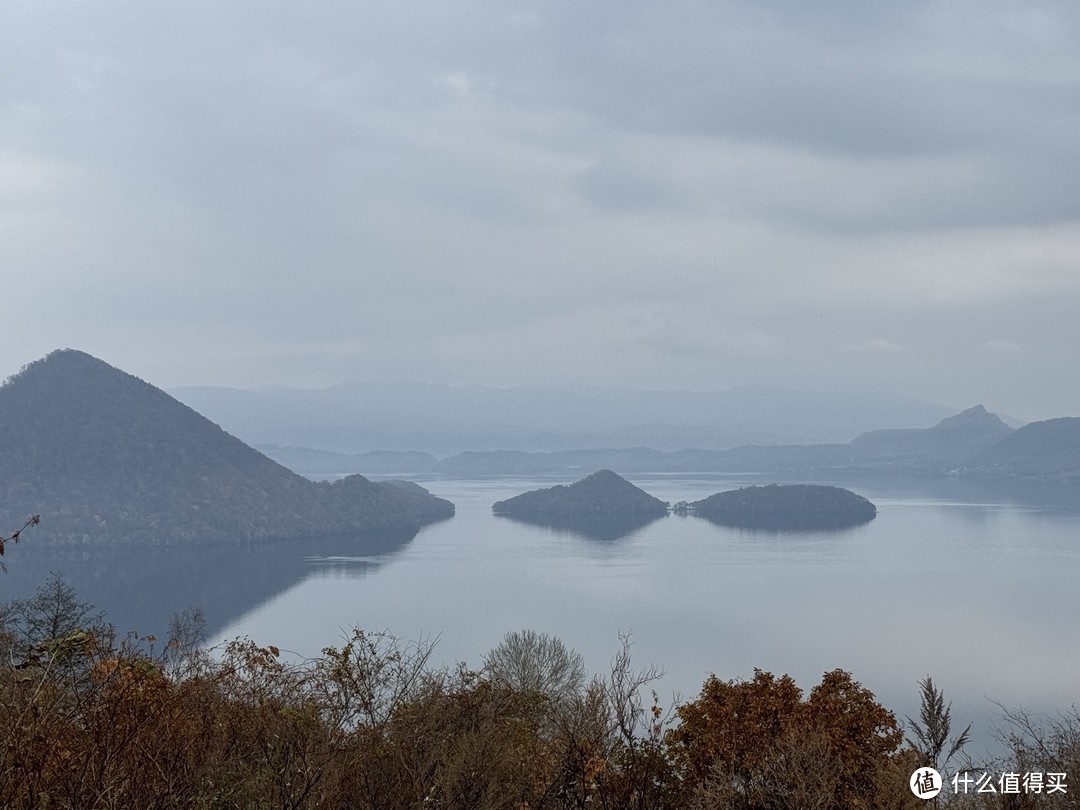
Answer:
[256, 405, 1079, 481]
[0, 350, 453, 544]
[962, 417, 1080, 479]
[171, 381, 955, 454]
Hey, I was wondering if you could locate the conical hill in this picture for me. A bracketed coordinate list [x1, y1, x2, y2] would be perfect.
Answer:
[493, 469, 669, 516]
[0, 350, 453, 544]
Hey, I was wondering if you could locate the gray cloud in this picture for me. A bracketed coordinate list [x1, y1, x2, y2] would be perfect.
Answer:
[2, 0, 1079, 419]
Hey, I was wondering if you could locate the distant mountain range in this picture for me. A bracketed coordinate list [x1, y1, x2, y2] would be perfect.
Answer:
[171, 381, 957, 455]
[0, 351, 453, 545]
[260, 405, 1080, 482]
[170, 375, 1078, 481]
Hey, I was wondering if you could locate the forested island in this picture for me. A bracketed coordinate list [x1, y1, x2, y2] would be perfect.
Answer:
[689, 484, 877, 530]
[0, 350, 453, 545]
[493, 469, 669, 517]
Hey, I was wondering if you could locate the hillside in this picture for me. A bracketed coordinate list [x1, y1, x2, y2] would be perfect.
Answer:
[0, 350, 453, 544]
[964, 417, 1080, 481]
[847, 405, 1014, 470]
[690, 484, 877, 530]
[492, 469, 669, 517]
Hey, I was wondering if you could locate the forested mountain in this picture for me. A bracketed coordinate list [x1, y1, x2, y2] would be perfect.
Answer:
[846, 405, 1014, 469]
[963, 417, 1080, 480]
[0, 350, 453, 544]
[493, 469, 669, 517]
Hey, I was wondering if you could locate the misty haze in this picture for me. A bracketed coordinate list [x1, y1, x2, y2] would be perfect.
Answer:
[3, 2, 1080, 807]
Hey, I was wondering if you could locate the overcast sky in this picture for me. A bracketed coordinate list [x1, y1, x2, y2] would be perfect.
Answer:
[3, 1, 1079, 420]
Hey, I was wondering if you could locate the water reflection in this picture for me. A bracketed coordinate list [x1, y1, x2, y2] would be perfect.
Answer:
[9, 474, 1080, 761]
[830, 476, 1080, 515]
[494, 512, 665, 542]
[690, 511, 876, 532]
[3, 529, 419, 641]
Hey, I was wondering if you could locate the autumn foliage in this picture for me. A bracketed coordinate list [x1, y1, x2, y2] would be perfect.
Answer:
[1, 577, 1066, 809]
[667, 668, 914, 808]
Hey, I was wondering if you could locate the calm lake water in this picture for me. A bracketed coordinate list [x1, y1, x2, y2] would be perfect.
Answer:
[7, 473, 1080, 758]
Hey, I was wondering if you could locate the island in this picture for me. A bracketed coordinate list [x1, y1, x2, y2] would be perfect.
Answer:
[491, 470, 669, 541]
[492, 469, 669, 518]
[689, 484, 876, 530]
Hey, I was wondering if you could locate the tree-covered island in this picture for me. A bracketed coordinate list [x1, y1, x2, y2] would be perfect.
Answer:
[689, 483, 877, 530]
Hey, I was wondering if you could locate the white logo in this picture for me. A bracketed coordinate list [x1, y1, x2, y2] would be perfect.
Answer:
[911, 767, 943, 799]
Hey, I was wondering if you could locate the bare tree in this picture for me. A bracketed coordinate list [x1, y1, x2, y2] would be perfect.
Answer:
[990, 702, 1080, 809]
[484, 629, 586, 702]
[313, 626, 439, 732]
[2, 572, 109, 666]
[164, 605, 208, 679]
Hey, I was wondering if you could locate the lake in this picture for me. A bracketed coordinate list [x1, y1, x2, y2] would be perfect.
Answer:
[6, 473, 1080, 760]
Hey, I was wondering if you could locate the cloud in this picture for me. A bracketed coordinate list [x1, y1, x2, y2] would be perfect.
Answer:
[1, 0, 1079, 419]
[847, 339, 905, 354]
[985, 339, 1021, 354]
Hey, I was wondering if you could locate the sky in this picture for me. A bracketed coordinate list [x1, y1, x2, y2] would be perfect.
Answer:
[2, 0, 1079, 421]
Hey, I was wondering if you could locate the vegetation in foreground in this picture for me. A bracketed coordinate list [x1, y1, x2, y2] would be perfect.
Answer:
[0, 577, 1076, 809]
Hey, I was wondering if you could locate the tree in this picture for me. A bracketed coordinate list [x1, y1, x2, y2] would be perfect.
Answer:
[668, 668, 906, 809]
[667, 668, 804, 801]
[593, 631, 674, 809]
[483, 629, 586, 703]
[803, 669, 906, 808]
[991, 702, 1080, 810]
[0, 572, 109, 671]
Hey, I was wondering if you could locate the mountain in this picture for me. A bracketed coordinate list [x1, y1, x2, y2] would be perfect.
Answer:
[689, 484, 877, 530]
[0, 350, 453, 544]
[170, 382, 954, 455]
[441, 448, 674, 477]
[707, 405, 1014, 475]
[257, 446, 440, 476]
[492, 469, 669, 517]
[963, 417, 1080, 481]
[846, 405, 1014, 470]
[428, 406, 1017, 477]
